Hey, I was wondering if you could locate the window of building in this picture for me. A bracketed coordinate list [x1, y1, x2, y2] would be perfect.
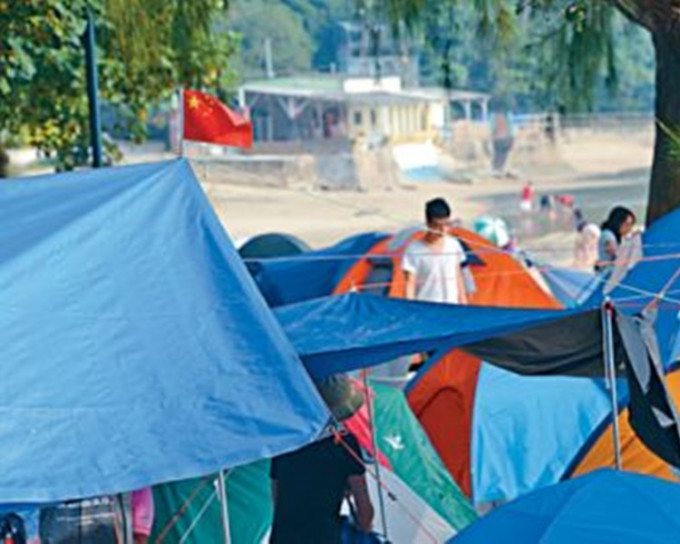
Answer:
[353, 111, 363, 126]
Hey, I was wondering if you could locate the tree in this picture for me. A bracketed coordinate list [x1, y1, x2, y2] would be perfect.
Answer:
[378, 0, 680, 226]
[0, 0, 236, 174]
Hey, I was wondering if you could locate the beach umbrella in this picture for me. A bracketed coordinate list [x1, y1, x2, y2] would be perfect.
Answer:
[453, 469, 680, 543]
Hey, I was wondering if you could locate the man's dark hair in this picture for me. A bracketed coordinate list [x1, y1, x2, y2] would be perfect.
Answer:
[425, 198, 451, 223]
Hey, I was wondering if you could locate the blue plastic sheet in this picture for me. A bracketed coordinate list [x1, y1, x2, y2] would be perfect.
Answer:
[0, 159, 328, 503]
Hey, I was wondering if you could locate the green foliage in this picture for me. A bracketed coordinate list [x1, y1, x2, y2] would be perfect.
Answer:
[228, 0, 355, 78]
[0, 0, 92, 170]
[228, 0, 315, 78]
[660, 121, 680, 163]
[0, 0, 237, 172]
[376, 0, 655, 112]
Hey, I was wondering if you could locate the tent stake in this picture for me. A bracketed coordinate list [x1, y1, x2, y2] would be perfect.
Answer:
[602, 299, 623, 470]
[362, 370, 389, 541]
[217, 469, 232, 544]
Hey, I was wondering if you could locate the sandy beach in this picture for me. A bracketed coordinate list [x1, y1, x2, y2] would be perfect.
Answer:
[198, 130, 653, 267]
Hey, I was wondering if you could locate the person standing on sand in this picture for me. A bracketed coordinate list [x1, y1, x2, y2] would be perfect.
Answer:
[403, 198, 468, 305]
[521, 182, 534, 212]
[596, 206, 637, 275]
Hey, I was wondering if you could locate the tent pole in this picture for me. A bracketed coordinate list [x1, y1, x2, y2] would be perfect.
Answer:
[217, 469, 232, 544]
[362, 370, 389, 541]
[602, 299, 623, 470]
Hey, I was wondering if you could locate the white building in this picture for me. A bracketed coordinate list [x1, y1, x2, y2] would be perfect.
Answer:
[239, 75, 490, 145]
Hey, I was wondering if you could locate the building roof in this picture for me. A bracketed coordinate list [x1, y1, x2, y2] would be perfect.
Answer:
[415, 87, 491, 102]
[243, 76, 346, 95]
[243, 76, 455, 105]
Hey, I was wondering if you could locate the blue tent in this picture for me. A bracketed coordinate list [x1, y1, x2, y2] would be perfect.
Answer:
[470, 365, 619, 504]
[541, 266, 599, 308]
[453, 469, 680, 543]
[245, 232, 388, 307]
[0, 159, 328, 503]
[237, 232, 310, 260]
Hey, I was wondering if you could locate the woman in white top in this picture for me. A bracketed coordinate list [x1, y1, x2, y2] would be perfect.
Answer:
[596, 206, 636, 275]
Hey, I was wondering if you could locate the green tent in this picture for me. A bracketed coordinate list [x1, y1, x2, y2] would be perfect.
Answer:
[151, 383, 475, 543]
[370, 382, 476, 529]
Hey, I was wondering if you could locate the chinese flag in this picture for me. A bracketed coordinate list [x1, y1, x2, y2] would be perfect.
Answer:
[183, 89, 253, 149]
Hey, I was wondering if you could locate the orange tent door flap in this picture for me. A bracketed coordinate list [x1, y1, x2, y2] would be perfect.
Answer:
[408, 350, 482, 497]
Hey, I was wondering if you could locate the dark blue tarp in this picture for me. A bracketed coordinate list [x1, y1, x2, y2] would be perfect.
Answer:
[0, 159, 328, 503]
[276, 293, 572, 379]
[245, 232, 388, 307]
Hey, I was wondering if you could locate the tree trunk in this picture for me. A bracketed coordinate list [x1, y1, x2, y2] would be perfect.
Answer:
[0, 142, 8, 178]
[645, 30, 680, 226]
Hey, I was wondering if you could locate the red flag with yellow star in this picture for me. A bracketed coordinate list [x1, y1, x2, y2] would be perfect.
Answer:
[183, 89, 253, 148]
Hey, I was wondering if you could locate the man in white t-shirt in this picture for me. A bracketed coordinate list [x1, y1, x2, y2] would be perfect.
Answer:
[402, 198, 468, 304]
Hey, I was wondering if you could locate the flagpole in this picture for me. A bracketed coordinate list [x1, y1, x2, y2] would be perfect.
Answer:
[178, 87, 185, 157]
[217, 469, 232, 544]
[602, 299, 623, 470]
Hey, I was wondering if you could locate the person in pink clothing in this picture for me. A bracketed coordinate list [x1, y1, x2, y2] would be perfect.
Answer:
[131, 488, 154, 544]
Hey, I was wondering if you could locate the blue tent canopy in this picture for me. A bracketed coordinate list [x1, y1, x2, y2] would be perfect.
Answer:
[0, 159, 328, 503]
[275, 293, 574, 379]
[454, 469, 680, 543]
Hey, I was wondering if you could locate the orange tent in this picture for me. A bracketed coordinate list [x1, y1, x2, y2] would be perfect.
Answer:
[334, 227, 561, 309]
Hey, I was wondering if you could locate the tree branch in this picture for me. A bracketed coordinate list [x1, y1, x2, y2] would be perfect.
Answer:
[608, 0, 657, 32]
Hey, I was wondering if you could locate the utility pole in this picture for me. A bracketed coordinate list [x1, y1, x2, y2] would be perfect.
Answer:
[84, 5, 103, 168]
[264, 38, 275, 79]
